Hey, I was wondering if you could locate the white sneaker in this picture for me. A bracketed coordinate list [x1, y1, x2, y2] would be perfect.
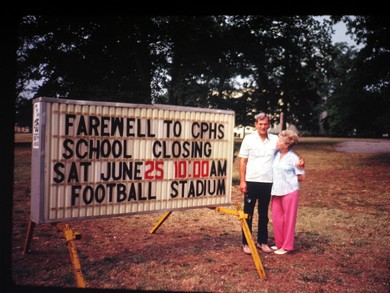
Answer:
[274, 248, 289, 255]
[242, 245, 251, 255]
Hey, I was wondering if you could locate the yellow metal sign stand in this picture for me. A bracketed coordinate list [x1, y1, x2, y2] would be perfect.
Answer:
[23, 221, 86, 288]
[149, 205, 267, 280]
[55, 223, 86, 288]
[23, 205, 266, 288]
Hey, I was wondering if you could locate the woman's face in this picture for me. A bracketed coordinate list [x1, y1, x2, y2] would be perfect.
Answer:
[276, 138, 289, 151]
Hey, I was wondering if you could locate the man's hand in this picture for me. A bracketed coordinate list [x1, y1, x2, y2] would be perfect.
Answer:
[296, 157, 305, 170]
[293, 151, 305, 170]
[239, 181, 247, 194]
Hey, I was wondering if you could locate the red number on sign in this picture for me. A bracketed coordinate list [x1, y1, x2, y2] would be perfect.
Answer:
[193, 160, 209, 178]
[145, 161, 164, 179]
[174, 161, 187, 178]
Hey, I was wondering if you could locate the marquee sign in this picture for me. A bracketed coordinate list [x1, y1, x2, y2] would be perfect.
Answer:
[31, 97, 235, 223]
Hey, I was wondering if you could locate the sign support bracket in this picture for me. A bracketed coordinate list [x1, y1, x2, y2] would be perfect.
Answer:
[149, 205, 267, 280]
[23, 220, 35, 255]
[55, 223, 86, 288]
[23, 221, 86, 288]
[149, 211, 172, 234]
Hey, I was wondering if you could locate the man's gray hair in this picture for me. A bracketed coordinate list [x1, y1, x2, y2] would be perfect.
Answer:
[254, 112, 269, 121]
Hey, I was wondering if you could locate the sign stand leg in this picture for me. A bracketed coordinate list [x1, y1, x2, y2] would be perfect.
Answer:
[55, 223, 86, 288]
[149, 206, 267, 280]
[149, 211, 172, 234]
[23, 221, 87, 287]
[215, 205, 267, 280]
[23, 220, 35, 255]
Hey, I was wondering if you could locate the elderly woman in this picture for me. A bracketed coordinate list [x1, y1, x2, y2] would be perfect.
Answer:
[271, 130, 305, 255]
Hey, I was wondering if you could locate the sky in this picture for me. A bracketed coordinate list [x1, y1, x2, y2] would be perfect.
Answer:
[332, 21, 354, 44]
[316, 16, 362, 48]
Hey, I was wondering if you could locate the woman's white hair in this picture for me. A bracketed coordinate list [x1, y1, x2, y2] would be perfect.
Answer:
[278, 130, 299, 147]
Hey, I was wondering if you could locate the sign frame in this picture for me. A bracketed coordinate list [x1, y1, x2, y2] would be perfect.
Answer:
[31, 97, 235, 224]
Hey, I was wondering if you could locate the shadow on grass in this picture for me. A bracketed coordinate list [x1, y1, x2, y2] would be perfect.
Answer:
[296, 231, 332, 254]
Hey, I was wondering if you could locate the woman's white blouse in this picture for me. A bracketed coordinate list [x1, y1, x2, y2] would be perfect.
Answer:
[271, 150, 304, 196]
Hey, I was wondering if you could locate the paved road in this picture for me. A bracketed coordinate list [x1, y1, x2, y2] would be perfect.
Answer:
[335, 140, 390, 153]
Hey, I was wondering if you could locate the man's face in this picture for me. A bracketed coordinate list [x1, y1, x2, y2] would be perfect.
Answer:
[255, 118, 270, 136]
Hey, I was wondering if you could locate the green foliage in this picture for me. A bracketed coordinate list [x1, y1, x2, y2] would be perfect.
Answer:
[17, 16, 389, 137]
[326, 16, 390, 137]
[17, 16, 333, 130]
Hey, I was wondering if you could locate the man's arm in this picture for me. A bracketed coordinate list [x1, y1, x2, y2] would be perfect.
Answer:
[239, 157, 248, 194]
[293, 150, 305, 169]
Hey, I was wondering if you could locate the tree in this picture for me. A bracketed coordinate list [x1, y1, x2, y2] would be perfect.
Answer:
[17, 16, 156, 103]
[325, 43, 359, 136]
[16, 15, 333, 133]
[211, 16, 333, 132]
[326, 16, 390, 137]
[155, 16, 241, 107]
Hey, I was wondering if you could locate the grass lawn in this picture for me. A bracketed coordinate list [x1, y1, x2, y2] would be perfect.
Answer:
[10, 134, 390, 292]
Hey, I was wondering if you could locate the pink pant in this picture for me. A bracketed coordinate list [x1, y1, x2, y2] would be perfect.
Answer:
[271, 190, 299, 251]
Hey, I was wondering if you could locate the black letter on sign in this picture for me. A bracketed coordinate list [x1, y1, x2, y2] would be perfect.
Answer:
[65, 114, 76, 135]
[62, 139, 74, 159]
[67, 162, 79, 183]
[71, 185, 81, 206]
[77, 116, 87, 135]
[83, 185, 94, 205]
[170, 181, 178, 198]
[53, 162, 65, 183]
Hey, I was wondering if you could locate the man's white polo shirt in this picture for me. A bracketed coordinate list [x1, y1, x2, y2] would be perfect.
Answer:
[238, 131, 278, 183]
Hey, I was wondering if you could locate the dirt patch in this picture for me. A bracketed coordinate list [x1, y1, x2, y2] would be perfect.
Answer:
[9, 140, 390, 292]
[335, 140, 390, 153]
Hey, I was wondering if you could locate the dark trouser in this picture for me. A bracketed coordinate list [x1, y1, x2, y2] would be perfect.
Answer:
[242, 181, 272, 245]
